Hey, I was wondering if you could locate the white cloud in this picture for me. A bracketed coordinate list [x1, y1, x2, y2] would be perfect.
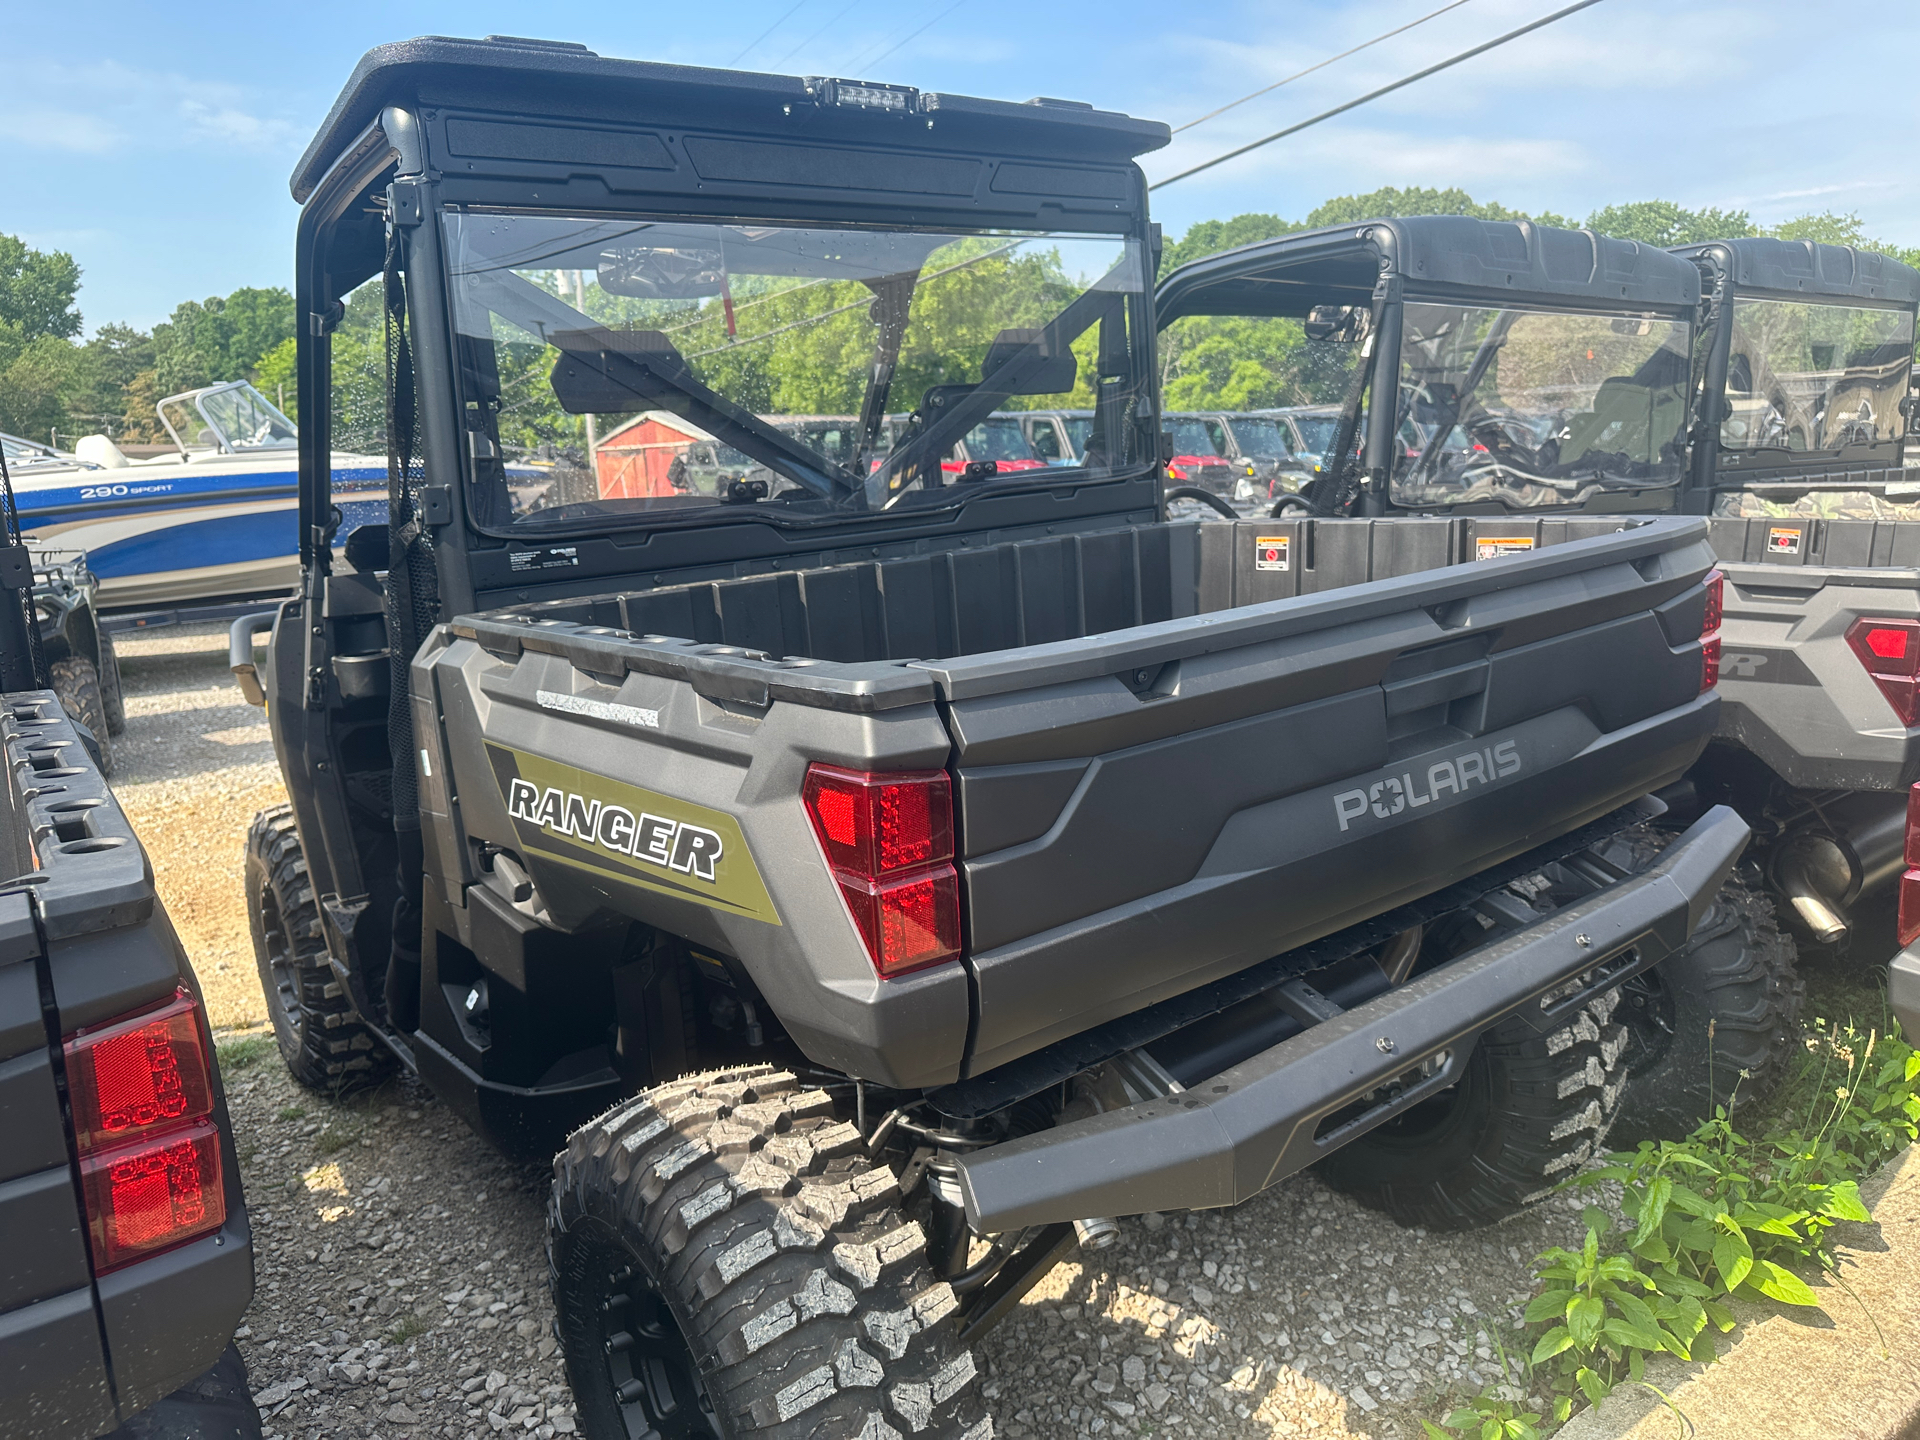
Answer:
[5, 56, 301, 158]
[0, 108, 122, 154]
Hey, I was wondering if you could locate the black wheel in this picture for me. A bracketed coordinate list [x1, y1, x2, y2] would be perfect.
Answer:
[245, 804, 392, 1091]
[97, 628, 126, 735]
[1316, 986, 1628, 1231]
[51, 655, 113, 777]
[1610, 877, 1802, 1147]
[549, 1065, 989, 1440]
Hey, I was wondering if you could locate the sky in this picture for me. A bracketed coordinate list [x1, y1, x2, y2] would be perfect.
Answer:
[6, 0, 1918, 334]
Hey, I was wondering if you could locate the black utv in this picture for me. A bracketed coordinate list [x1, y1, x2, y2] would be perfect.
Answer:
[1156, 219, 1920, 1140]
[31, 547, 126, 776]
[242, 38, 1751, 1438]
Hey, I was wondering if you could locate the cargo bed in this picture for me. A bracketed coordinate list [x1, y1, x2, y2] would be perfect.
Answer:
[416, 514, 1720, 1091]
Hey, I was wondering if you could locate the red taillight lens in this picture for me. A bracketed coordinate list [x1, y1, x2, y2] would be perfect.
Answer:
[802, 765, 952, 876]
[1846, 617, 1920, 725]
[803, 764, 961, 977]
[1900, 870, 1920, 948]
[79, 1121, 224, 1272]
[1697, 571, 1725, 694]
[1907, 782, 1920, 869]
[833, 868, 963, 977]
[65, 989, 214, 1151]
[64, 987, 224, 1272]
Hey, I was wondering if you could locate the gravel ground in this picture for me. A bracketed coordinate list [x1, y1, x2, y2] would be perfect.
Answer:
[114, 624, 1592, 1440]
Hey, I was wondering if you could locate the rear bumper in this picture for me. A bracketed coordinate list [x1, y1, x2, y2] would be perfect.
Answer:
[956, 805, 1749, 1232]
[1889, 944, 1920, 1048]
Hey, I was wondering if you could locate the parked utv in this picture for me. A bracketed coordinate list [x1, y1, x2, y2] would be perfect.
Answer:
[247, 39, 1750, 1438]
[1157, 219, 1920, 1140]
[31, 546, 126, 777]
[0, 699, 259, 1436]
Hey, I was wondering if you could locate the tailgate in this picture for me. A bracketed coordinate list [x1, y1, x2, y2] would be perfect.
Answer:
[1709, 515, 1920, 789]
[928, 519, 1719, 1075]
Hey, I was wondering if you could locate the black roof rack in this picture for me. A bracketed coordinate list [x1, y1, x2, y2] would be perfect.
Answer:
[1669, 236, 1920, 306]
[1156, 215, 1700, 322]
[293, 35, 1170, 203]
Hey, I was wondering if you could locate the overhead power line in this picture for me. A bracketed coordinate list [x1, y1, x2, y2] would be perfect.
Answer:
[1173, 0, 1475, 136]
[1150, 0, 1606, 192]
[730, 0, 810, 67]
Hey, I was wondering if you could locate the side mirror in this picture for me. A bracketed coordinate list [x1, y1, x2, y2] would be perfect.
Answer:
[229, 609, 278, 708]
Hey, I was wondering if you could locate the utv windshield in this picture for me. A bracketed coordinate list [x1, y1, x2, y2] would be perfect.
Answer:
[1720, 299, 1914, 453]
[1223, 416, 1293, 459]
[1392, 303, 1691, 509]
[441, 213, 1149, 531]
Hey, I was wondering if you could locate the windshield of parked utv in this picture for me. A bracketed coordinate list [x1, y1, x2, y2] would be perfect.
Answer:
[1391, 303, 1691, 507]
[1719, 299, 1914, 454]
[441, 213, 1149, 530]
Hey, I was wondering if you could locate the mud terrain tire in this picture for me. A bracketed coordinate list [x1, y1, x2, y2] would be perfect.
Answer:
[98, 627, 126, 735]
[51, 655, 113, 777]
[549, 1065, 989, 1440]
[245, 804, 392, 1091]
[1609, 875, 1802, 1148]
[1316, 987, 1629, 1231]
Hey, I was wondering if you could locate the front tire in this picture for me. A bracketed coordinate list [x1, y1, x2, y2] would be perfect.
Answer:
[245, 804, 392, 1091]
[549, 1065, 989, 1439]
[1317, 987, 1628, 1231]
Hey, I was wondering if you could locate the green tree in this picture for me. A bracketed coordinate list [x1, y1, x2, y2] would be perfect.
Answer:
[1304, 185, 1539, 229]
[0, 234, 83, 343]
[254, 336, 298, 419]
[0, 336, 90, 443]
[1158, 213, 1297, 278]
[1583, 200, 1756, 247]
[153, 285, 296, 393]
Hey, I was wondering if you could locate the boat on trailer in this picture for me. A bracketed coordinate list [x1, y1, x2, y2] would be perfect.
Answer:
[8, 382, 387, 611]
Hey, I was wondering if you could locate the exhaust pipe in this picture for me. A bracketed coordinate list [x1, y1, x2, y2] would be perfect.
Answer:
[1772, 791, 1909, 942]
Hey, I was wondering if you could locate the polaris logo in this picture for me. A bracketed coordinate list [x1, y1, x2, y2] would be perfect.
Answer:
[1334, 740, 1523, 832]
[506, 779, 725, 881]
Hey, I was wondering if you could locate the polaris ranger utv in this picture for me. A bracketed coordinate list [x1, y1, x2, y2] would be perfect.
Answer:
[247, 37, 1746, 1437]
[1155, 220, 1920, 1141]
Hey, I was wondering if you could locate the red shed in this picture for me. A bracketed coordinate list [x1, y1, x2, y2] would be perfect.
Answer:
[593, 411, 713, 499]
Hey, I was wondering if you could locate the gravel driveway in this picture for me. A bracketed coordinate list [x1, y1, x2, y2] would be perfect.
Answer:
[114, 624, 1589, 1440]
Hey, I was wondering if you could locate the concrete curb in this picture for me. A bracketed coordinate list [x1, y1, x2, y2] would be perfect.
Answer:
[1558, 1145, 1920, 1440]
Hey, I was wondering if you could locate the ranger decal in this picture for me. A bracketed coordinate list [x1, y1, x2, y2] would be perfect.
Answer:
[1333, 739, 1522, 832]
[485, 744, 779, 924]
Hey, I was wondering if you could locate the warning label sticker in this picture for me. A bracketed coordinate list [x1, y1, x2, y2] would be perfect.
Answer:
[510, 546, 581, 573]
[1475, 535, 1536, 561]
[1767, 526, 1804, 556]
[1254, 535, 1290, 572]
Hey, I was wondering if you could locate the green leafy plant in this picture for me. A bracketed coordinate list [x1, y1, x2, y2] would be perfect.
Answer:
[1426, 1021, 1920, 1437]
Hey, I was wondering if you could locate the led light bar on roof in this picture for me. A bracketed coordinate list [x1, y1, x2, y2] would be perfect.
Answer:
[803, 77, 925, 114]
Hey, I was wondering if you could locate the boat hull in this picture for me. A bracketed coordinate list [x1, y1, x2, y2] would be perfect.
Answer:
[16, 457, 385, 611]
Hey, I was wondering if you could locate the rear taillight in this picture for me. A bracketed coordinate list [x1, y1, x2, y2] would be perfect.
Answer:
[1699, 569, 1724, 693]
[64, 987, 225, 1272]
[1846, 617, 1920, 725]
[803, 764, 961, 977]
[1902, 782, 1920, 948]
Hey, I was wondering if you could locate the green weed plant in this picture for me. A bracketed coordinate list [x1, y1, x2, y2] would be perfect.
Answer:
[1428, 1020, 1920, 1439]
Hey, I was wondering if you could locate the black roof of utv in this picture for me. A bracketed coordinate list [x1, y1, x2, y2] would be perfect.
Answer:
[1157, 215, 1700, 322]
[292, 35, 1171, 203]
[1669, 236, 1920, 306]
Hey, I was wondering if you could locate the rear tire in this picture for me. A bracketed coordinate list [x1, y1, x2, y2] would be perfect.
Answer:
[1316, 987, 1628, 1231]
[98, 628, 126, 735]
[549, 1065, 989, 1439]
[51, 656, 113, 778]
[245, 804, 392, 1091]
[1610, 877, 1802, 1147]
